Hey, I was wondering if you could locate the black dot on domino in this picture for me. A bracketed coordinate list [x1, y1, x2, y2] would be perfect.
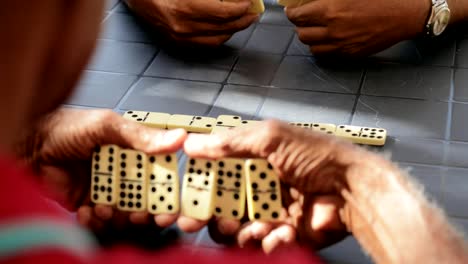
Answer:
[217, 179, 223, 185]
[106, 196, 112, 202]
[167, 174, 172, 180]
[128, 202, 134, 208]
[137, 164, 142, 169]
[260, 172, 267, 179]
[159, 196, 165, 201]
[206, 162, 212, 168]
[129, 184, 134, 190]
[121, 153, 126, 159]
[120, 171, 126, 177]
[270, 181, 276, 188]
[188, 177, 192, 182]
[235, 181, 240, 188]
[109, 148, 114, 154]
[108, 157, 113, 163]
[193, 200, 198, 206]
[120, 162, 126, 168]
[272, 212, 279, 219]
[137, 172, 142, 178]
[94, 146, 101, 153]
[168, 187, 172, 192]
[204, 180, 209, 186]
[270, 194, 277, 200]
[233, 193, 239, 200]
[262, 203, 269, 210]
[151, 174, 155, 180]
[137, 154, 142, 161]
[235, 173, 241, 179]
[136, 194, 141, 199]
[119, 201, 125, 207]
[215, 207, 221, 213]
[218, 170, 224, 176]
[93, 194, 99, 200]
[168, 205, 173, 211]
[149, 156, 156, 163]
[217, 191, 223, 196]
[120, 183, 126, 189]
[252, 183, 258, 189]
[129, 193, 134, 199]
[190, 159, 196, 165]
[254, 213, 260, 219]
[152, 204, 157, 210]
[136, 202, 141, 208]
[253, 195, 259, 201]
[94, 185, 99, 191]
[94, 155, 100, 162]
[108, 178, 112, 184]
[250, 165, 256, 171]
[236, 164, 242, 170]
[165, 155, 172, 162]
[108, 165, 113, 172]
[94, 176, 99, 183]
[197, 169, 202, 175]
[189, 168, 194, 173]
[151, 187, 156, 192]
[232, 210, 238, 217]
[100, 186, 105, 192]
[94, 164, 99, 171]
[107, 187, 112, 193]
[227, 171, 232, 177]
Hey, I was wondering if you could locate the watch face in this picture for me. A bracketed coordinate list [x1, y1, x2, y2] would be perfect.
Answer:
[433, 8, 451, 36]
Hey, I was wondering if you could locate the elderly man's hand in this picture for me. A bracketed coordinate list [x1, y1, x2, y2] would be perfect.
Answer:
[285, 0, 431, 56]
[16, 108, 188, 234]
[182, 120, 388, 253]
[125, 0, 258, 46]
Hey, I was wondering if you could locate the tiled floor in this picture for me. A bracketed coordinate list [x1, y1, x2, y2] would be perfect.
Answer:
[67, 1, 468, 263]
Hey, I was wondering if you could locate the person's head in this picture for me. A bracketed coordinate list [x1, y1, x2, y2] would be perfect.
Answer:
[0, 1, 104, 151]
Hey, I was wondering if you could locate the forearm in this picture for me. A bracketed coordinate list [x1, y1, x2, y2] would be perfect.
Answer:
[340, 156, 468, 264]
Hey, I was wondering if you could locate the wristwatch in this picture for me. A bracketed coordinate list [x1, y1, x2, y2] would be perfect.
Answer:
[425, 0, 451, 36]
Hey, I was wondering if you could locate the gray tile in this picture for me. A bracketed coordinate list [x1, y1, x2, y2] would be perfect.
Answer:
[258, 89, 356, 124]
[363, 64, 452, 100]
[225, 24, 256, 50]
[454, 69, 468, 102]
[120, 77, 222, 115]
[259, 6, 293, 26]
[68, 71, 137, 108]
[102, 12, 156, 43]
[377, 137, 445, 166]
[144, 48, 237, 83]
[353, 96, 449, 139]
[228, 52, 282, 86]
[88, 39, 158, 74]
[287, 34, 310, 56]
[319, 237, 372, 264]
[209, 84, 268, 118]
[372, 37, 455, 67]
[456, 38, 468, 68]
[399, 163, 444, 205]
[193, 227, 225, 248]
[443, 167, 468, 217]
[244, 24, 294, 54]
[443, 141, 468, 168]
[451, 217, 468, 236]
[271, 56, 363, 93]
[451, 103, 468, 142]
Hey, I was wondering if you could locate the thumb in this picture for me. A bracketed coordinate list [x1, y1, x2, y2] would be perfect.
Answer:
[101, 114, 188, 154]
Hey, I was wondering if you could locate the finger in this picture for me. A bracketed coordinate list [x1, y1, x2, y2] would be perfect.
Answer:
[186, 13, 258, 36]
[189, 0, 252, 22]
[309, 196, 346, 231]
[177, 216, 209, 233]
[296, 26, 329, 45]
[310, 44, 338, 55]
[129, 212, 151, 225]
[94, 204, 113, 221]
[77, 205, 105, 232]
[262, 224, 297, 254]
[154, 213, 179, 228]
[208, 217, 241, 244]
[184, 120, 285, 159]
[105, 115, 188, 153]
[237, 221, 274, 248]
[171, 34, 233, 47]
[286, 1, 327, 26]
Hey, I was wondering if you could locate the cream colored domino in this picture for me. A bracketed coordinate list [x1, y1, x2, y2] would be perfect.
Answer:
[123, 110, 170, 129]
[277, 0, 313, 7]
[181, 158, 218, 220]
[336, 125, 387, 146]
[147, 153, 179, 214]
[216, 115, 242, 128]
[116, 149, 147, 212]
[213, 158, 246, 220]
[289, 122, 312, 128]
[239, 120, 260, 127]
[311, 123, 336, 135]
[166, 114, 216, 133]
[245, 159, 282, 221]
[211, 126, 233, 134]
[91, 145, 120, 205]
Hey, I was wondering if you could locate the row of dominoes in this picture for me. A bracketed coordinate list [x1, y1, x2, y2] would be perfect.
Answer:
[123, 111, 387, 146]
[91, 145, 282, 222]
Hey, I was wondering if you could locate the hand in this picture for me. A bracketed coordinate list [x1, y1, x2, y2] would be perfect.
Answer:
[183, 120, 387, 253]
[285, 0, 431, 56]
[15, 108, 188, 234]
[125, 0, 258, 46]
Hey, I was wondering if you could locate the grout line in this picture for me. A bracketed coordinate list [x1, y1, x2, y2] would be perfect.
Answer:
[348, 68, 367, 125]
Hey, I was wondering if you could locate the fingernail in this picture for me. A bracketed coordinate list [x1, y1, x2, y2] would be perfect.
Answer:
[161, 129, 186, 144]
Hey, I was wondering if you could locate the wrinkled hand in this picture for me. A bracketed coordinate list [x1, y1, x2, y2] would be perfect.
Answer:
[183, 120, 381, 253]
[17, 108, 187, 233]
[125, 0, 258, 46]
[285, 0, 431, 56]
